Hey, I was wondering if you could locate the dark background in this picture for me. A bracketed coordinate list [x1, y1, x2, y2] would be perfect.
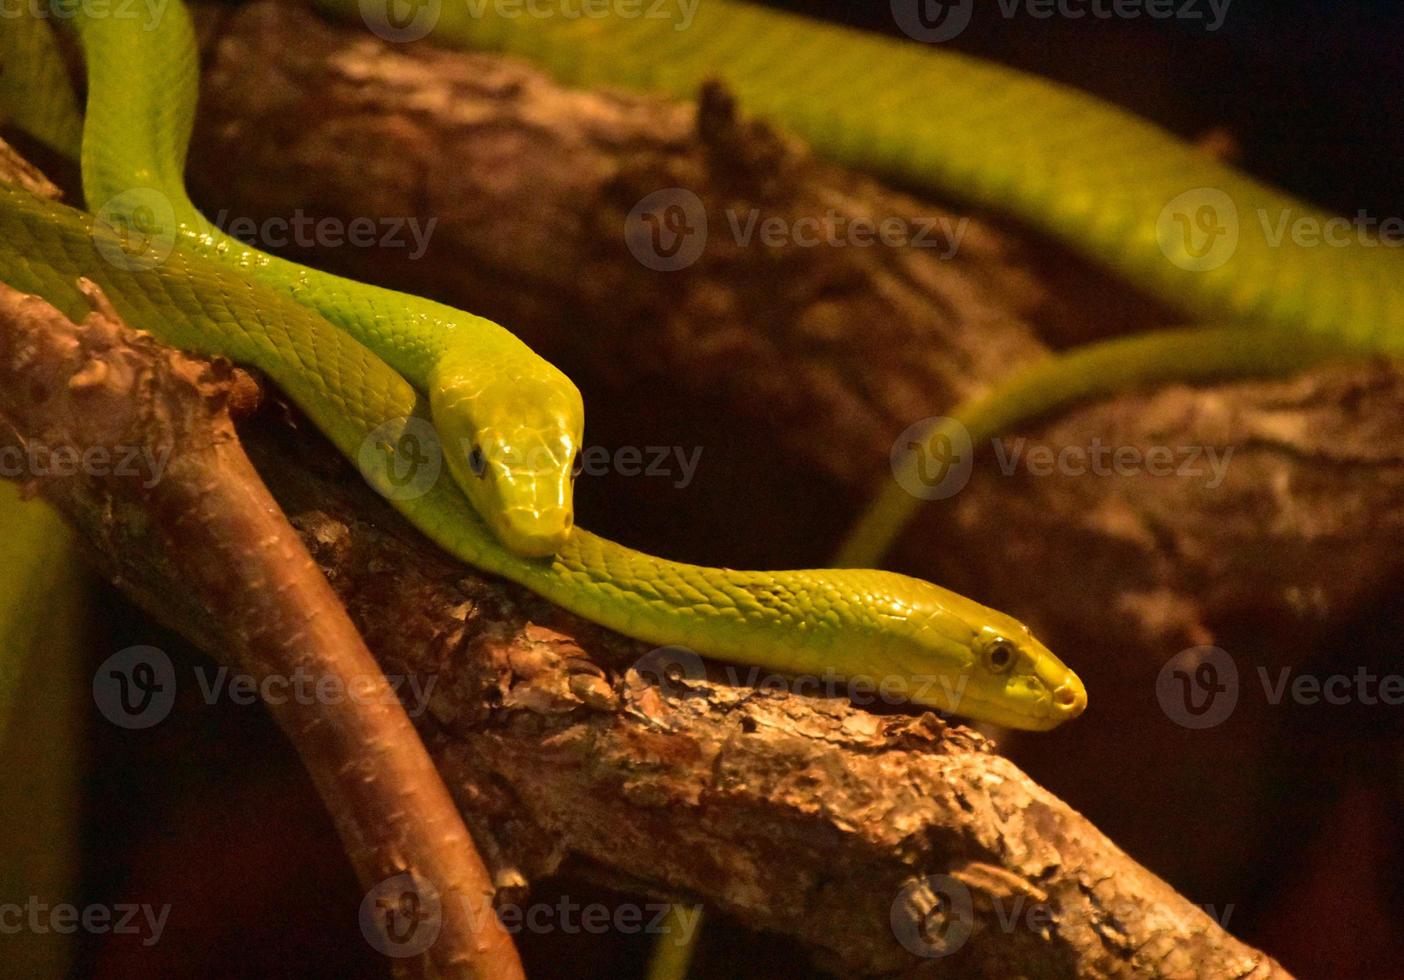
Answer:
[71, 2, 1404, 978]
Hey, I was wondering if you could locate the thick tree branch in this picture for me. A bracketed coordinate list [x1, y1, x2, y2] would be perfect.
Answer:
[183, 15, 1404, 897]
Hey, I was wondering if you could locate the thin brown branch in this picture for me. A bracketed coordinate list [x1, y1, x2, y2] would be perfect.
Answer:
[0, 272, 523, 980]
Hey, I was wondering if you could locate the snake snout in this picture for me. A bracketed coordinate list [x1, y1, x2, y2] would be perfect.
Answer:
[495, 506, 574, 558]
[1013, 631, 1088, 729]
[1031, 647, 1087, 725]
[1050, 678, 1087, 720]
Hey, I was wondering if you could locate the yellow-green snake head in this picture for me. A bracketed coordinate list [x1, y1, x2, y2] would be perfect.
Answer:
[429, 352, 585, 557]
[864, 580, 1087, 731]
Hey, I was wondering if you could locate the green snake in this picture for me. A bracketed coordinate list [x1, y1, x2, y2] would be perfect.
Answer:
[0, 4, 1088, 731]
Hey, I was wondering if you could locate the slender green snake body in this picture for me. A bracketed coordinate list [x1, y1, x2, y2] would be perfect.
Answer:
[0, 2, 1090, 730]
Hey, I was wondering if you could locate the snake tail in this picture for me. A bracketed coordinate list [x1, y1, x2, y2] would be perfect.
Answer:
[833, 326, 1356, 568]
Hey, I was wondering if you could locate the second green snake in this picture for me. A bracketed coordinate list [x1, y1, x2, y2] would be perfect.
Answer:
[374, 0, 1402, 351]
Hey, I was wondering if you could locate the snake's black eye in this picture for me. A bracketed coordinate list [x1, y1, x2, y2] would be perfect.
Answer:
[468, 446, 487, 477]
[984, 639, 1015, 673]
[571, 451, 582, 478]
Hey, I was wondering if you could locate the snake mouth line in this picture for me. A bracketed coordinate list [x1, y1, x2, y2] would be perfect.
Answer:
[944, 678, 1088, 731]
